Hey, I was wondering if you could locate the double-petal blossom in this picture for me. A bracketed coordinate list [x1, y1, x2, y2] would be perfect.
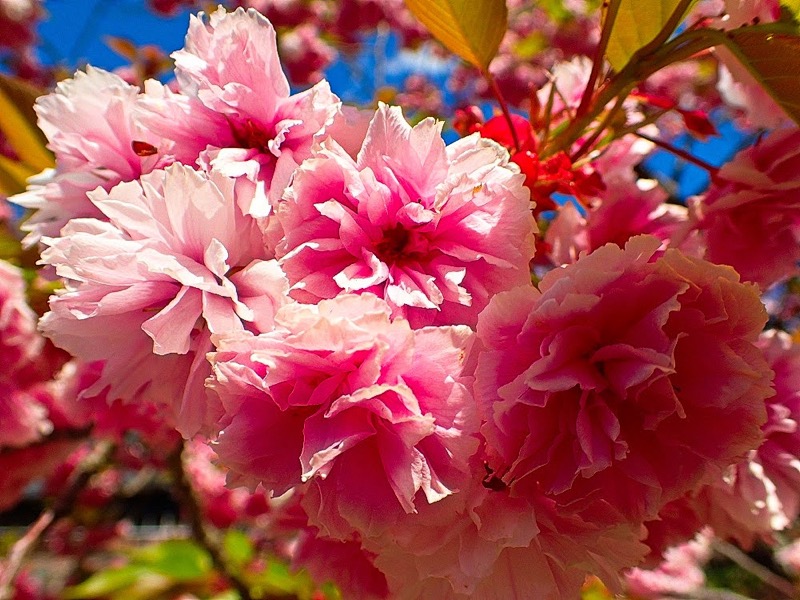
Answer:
[40, 164, 284, 436]
[475, 235, 773, 522]
[209, 293, 477, 538]
[139, 6, 340, 218]
[278, 104, 536, 328]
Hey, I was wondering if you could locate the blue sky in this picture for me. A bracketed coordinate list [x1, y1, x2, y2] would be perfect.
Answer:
[35, 1, 751, 199]
[38, 1, 192, 72]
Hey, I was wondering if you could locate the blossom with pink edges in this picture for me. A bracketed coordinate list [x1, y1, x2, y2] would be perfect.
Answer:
[689, 127, 800, 289]
[12, 67, 172, 245]
[358, 476, 647, 599]
[625, 529, 711, 599]
[474, 235, 772, 522]
[546, 178, 687, 266]
[208, 293, 478, 538]
[654, 329, 800, 549]
[139, 6, 340, 213]
[277, 103, 535, 328]
[39, 164, 285, 437]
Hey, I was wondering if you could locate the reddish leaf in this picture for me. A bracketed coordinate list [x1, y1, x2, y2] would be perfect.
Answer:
[720, 27, 800, 126]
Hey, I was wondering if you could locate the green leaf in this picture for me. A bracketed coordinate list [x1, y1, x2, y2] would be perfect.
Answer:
[131, 538, 213, 581]
[223, 529, 255, 569]
[62, 566, 152, 599]
[606, 0, 693, 70]
[719, 27, 800, 126]
[403, 0, 508, 70]
[0, 74, 52, 172]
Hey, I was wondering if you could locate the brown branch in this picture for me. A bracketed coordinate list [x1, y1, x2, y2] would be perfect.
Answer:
[483, 69, 521, 152]
[0, 426, 91, 459]
[711, 538, 797, 599]
[0, 439, 114, 600]
[168, 443, 266, 600]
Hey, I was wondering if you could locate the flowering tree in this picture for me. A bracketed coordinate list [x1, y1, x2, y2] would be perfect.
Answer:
[1, 1, 800, 599]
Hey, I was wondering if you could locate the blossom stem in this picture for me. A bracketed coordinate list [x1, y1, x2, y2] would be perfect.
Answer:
[575, 0, 622, 119]
[0, 439, 114, 600]
[711, 538, 797, 599]
[168, 443, 260, 600]
[484, 69, 521, 152]
[168, 443, 298, 600]
[633, 130, 719, 175]
[570, 93, 627, 161]
[544, 26, 722, 157]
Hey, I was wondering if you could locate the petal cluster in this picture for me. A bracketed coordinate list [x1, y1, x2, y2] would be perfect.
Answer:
[39, 164, 281, 436]
[209, 293, 477, 537]
[475, 235, 772, 521]
[0, 261, 51, 448]
[13, 67, 171, 243]
[690, 127, 800, 289]
[278, 103, 536, 328]
[143, 6, 340, 212]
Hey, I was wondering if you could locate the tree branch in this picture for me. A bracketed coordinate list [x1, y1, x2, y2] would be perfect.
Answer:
[0, 440, 114, 600]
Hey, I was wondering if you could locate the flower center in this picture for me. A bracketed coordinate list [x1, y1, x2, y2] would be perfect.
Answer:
[374, 224, 412, 265]
[229, 118, 274, 154]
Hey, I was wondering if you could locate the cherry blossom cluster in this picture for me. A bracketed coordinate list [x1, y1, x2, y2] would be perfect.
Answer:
[3, 4, 800, 599]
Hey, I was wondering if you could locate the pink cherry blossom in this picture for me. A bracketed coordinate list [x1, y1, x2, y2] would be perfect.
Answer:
[0, 260, 53, 449]
[755, 330, 800, 526]
[47, 360, 181, 451]
[0, 439, 81, 511]
[139, 6, 340, 213]
[277, 103, 536, 328]
[689, 127, 800, 289]
[658, 329, 800, 549]
[39, 164, 285, 437]
[625, 529, 711, 599]
[0, 0, 37, 44]
[208, 293, 478, 538]
[546, 178, 687, 266]
[279, 23, 336, 85]
[359, 474, 647, 599]
[475, 235, 773, 522]
[292, 530, 389, 600]
[12, 67, 172, 244]
[184, 439, 271, 528]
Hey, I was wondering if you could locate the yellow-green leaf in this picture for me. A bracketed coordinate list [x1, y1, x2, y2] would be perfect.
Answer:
[719, 28, 800, 126]
[781, 0, 800, 20]
[403, 0, 507, 70]
[0, 74, 52, 172]
[606, 0, 693, 71]
[0, 153, 39, 196]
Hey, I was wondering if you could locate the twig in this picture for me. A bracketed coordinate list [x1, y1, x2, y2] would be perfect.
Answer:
[570, 93, 627, 161]
[575, 0, 621, 119]
[168, 443, 257, 600]
[634, 131, 719, 175]
[711, 538, 797, 599]
[0, 439, 114, 600]
[483, 70, 521, 152]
